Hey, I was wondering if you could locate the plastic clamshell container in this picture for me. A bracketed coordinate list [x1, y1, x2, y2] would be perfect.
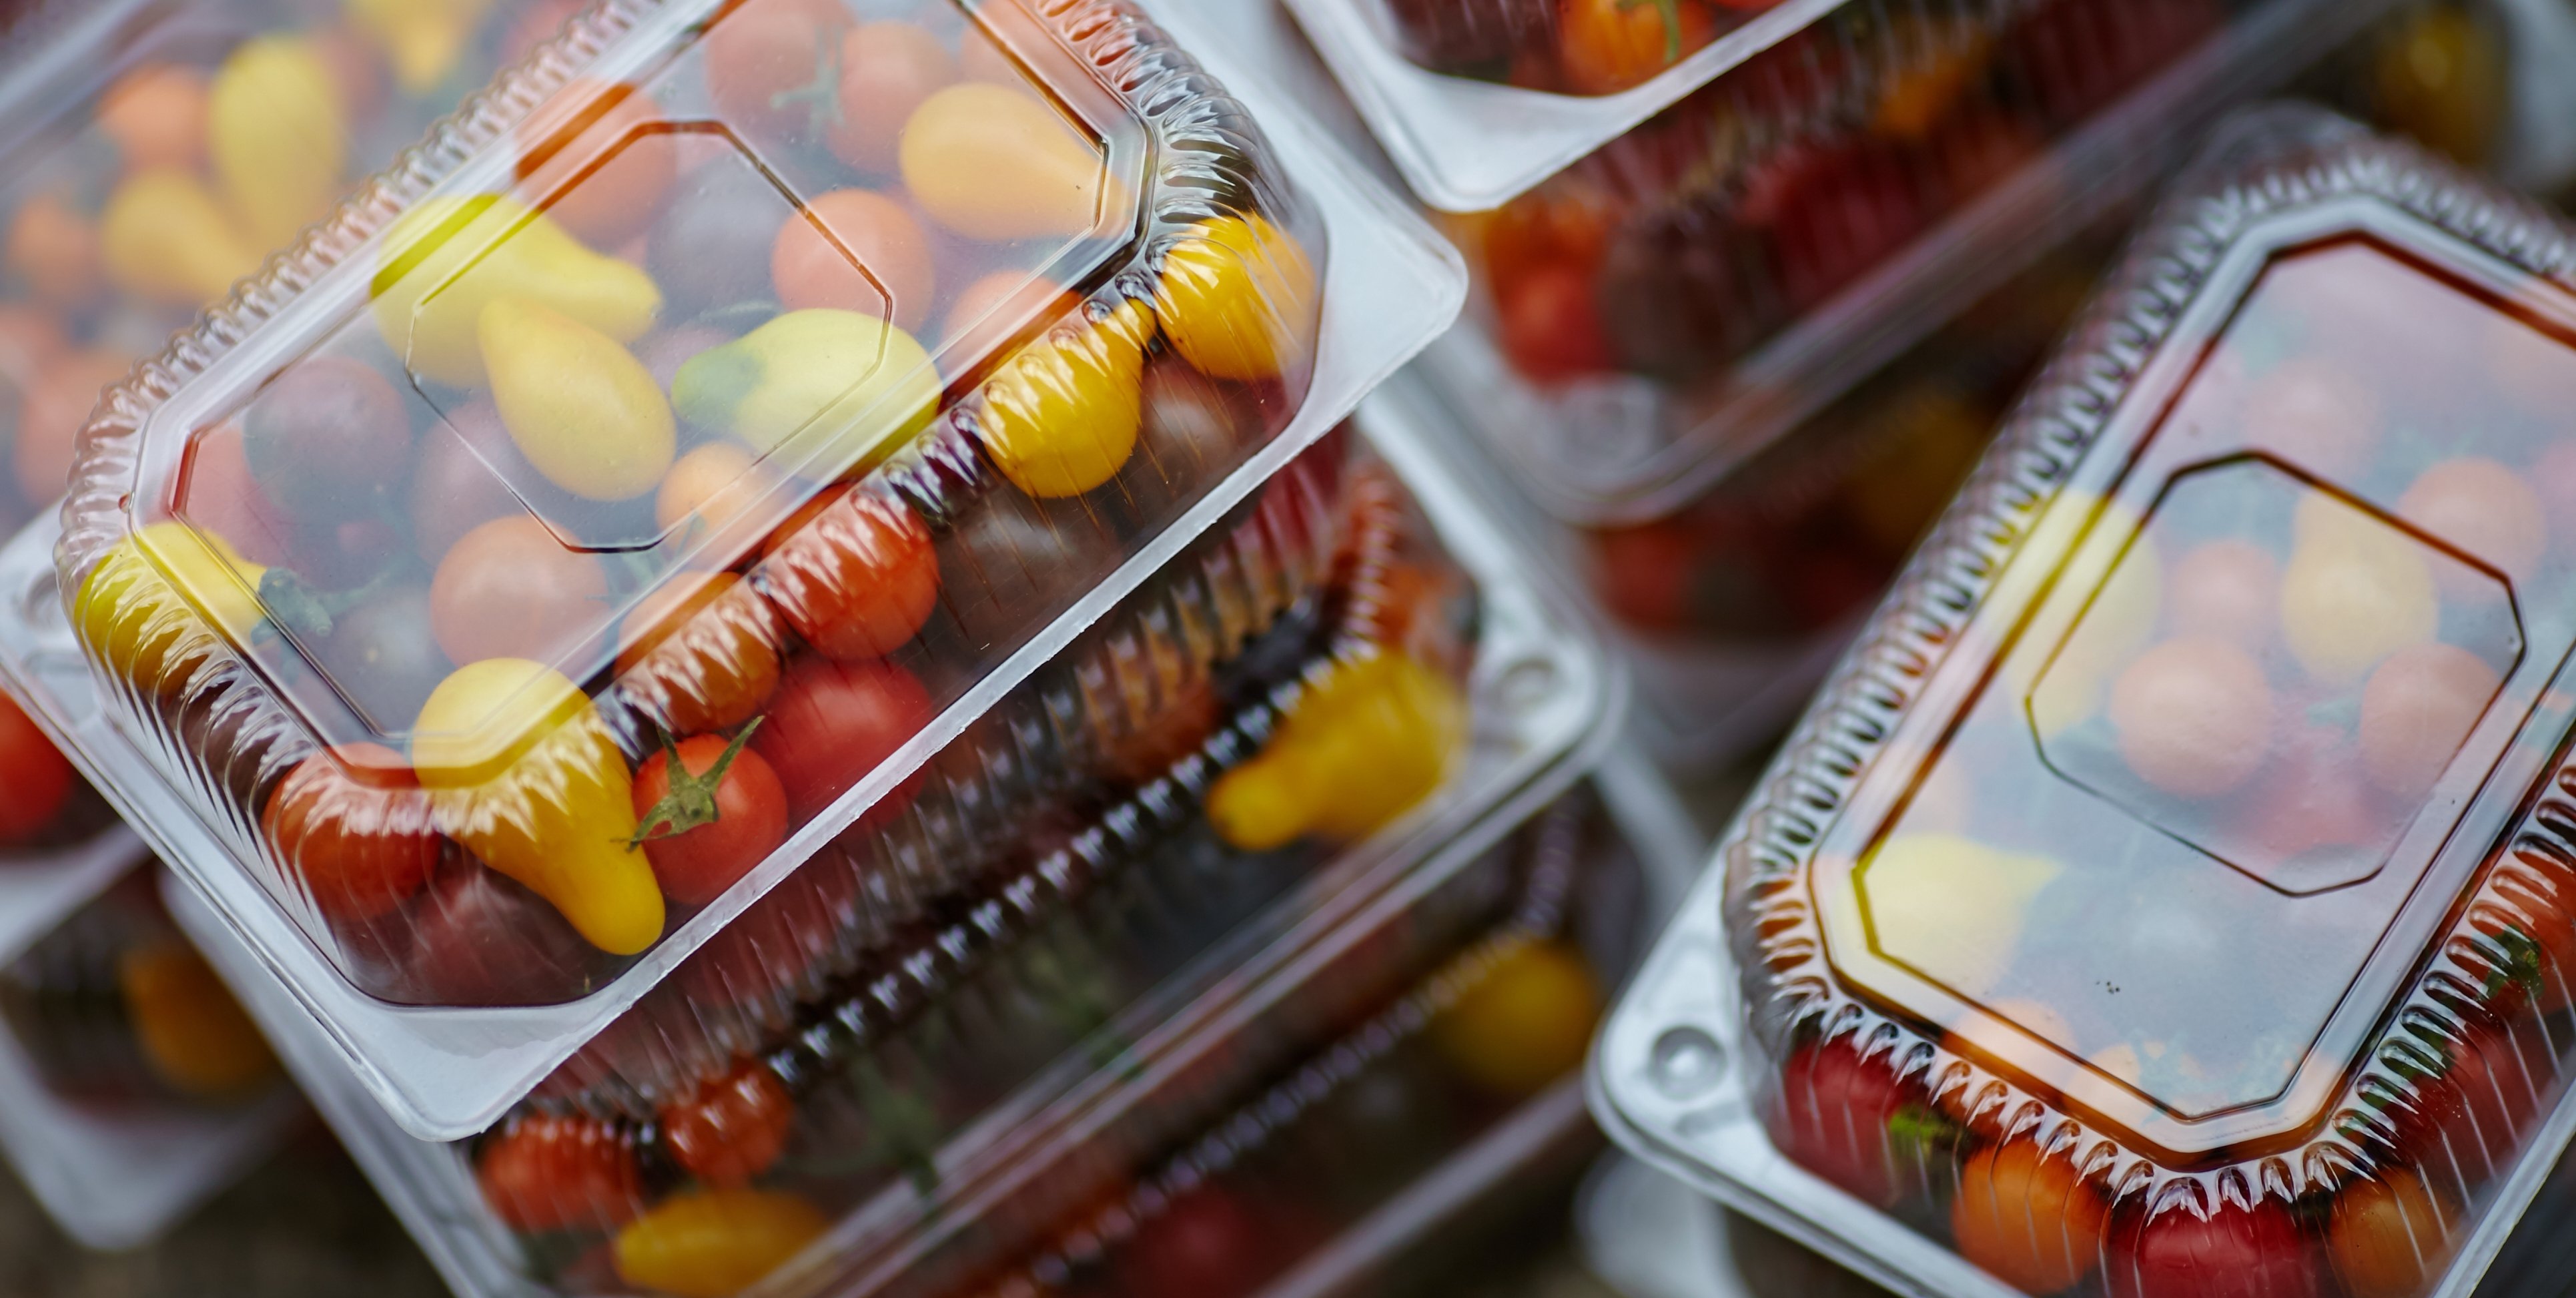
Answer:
[1412, 0, 2401, 527]
[0, 0, 591, 537]
[33, 0, 1462, 1139]
[160, 398, 1618, 1298]
[1596, 108, 2576, 1298]
[0, 857, 300, 1250]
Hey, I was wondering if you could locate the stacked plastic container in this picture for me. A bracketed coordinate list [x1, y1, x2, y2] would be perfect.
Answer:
[0, 849, 300, 1249]
[1598, 108, 2576, 1298]
[1286, 0, 2422, 763]
[0, 0, 1659, 1290]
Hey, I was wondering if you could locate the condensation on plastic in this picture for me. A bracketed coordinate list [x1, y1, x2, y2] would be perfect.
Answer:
[0, 858, 299, 1251]
[1598, 108, 2576, 1298]
[21, 0, 1462, 1140]
[1406, 0, 2401, 527]
[163, 396, 1617, 1298]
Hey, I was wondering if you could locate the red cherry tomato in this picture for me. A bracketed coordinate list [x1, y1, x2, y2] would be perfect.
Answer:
[751, 657, 933, 824]
[396, 864, 601, 1008]
[2106, 1193, 2318, 1298]
[661, 1060, 795, 1185]
[755, 489, 939, 661]
[1766, 1035, 1922, 1208]
[1496, 262, 1615, 384]
[261, 743, 440, 922]
[429, 515, 610, 667]
[478, 1112, 645, 1234]
[630, 733, 789, 908]
[1112, 1185, 1278, 1298]
[0, 691, 74, 845]
[2380, 1026, 2545, 1179]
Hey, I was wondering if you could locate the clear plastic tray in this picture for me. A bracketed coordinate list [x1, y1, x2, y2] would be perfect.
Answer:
[162, 401, 1618, 1298]
[0, 0, 589, 540]
[27, 0, 1462, 1140]
[1596, 107, 2576, 1298]
[0, 855, 300, 1251]
[1405, 0, 2400, 526]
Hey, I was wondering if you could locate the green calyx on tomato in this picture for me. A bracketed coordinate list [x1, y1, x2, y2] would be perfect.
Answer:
[768, 41, 846, 135]
[630, 719, 764, 847]
[1613, 0, 1687, 63]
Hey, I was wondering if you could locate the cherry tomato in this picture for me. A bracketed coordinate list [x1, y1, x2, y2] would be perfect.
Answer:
[614, 1187, 828, 1298]
[673, 853, 864, 1011]
[2238, 356, 2379, 480]
[2357, 643, 2497, 800]
[263, 743, 440, 922]
[751, 656, 933, 824]
[429, 515, 610, 667]
[2106, 636, 2274, 799]
[242, 355, 412, 525]
[1589, 522, 1697, 632]
[1767, 1034, 1921, 1208]
[661, 1060, 795, 1185]
[941, 270, 1075, 375]
[181, 422, 292, 565]
[396, 863, 603, 1008]
[631, 732, 788, 908]
[516, 81, 680, 250]
[99, 65, 210, 174]
[701, 0, 855, 141]
[410, 403, 548, 566]
[755, 489, 939, 661]
[117, 941, 278, 1100]
[478, 1111, 645, 1234]
[2381, 1026, 2545, 1180]
[1427, 940, 1602, 1097]
[1112, 1185, 1276, 1298]
[1496, 261, 1615, 383]
[0, 690, 74, 844]
[2167, 539, 2278, 649]
[17, 350, 132, 510]
[655, 443, 781, 562]
[1951, 1140, 2108, 1293]
[614, 571, 784, 737]
[2105, 1193, 2318, 1298]
[6, 193, 100, 309]
[2328, 1167, 2453, 1298]
[828, 22, 956, 174]
[2481, 844, 2576, 1015]
[1556, 0, 1716, 94]
[2397, 456, 2545, 586]
[771, 189, 935, 330]
[1750, 141, 1925, 312]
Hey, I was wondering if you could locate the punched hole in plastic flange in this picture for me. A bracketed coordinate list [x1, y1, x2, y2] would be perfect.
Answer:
[1649, 1025, 1727, 1100]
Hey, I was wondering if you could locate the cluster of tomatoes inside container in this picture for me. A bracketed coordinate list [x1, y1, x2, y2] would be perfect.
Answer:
[2, 869, 279, 1108]
[0, 0, 590, 537]
[1733, 174, 2576, 1298]
[430, 442, 1476, 1297]
[1382, 0, 1781, 94]
[1470, 0, 2225, 393]
[61, 0, 1337, 1012]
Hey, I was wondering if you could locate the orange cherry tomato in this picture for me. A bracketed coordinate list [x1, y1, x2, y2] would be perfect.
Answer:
[1557, 0, 1717, 94]
[703, 0, 856, 140]
[99, 65, 211, 173]
[428, 515, 610, 667]
[771, 189, 935, 331]
[2328, 1167, 2453, 1298]
[516, 80, 680, 250]
[1951, 1140, 2108, 1293]
[2107, 636, 2275, 799]
[614, 570, 785, 737]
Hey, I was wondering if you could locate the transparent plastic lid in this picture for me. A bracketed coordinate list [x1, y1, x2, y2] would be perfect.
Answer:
[25, 0, 1466, 1137]
[1600, 108, 2576, 1298]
